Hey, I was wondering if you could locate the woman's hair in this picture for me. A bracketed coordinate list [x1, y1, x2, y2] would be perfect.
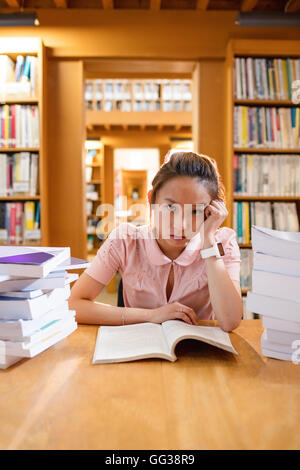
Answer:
[150, 151, 226, 205]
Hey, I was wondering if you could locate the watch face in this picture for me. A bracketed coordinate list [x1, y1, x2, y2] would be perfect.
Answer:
[217, 242, 225, 256]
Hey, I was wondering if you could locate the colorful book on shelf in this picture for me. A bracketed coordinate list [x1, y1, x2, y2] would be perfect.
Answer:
[234, 57, 300, 100]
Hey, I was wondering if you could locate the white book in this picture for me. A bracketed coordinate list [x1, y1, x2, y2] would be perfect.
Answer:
[0, 318, 77, 358]
[251, 225, 300, 260]
[29, 153, 38, 197]
[287, 203, 300, 231]
[0, 274, 10, 283]
[262, 316, 300, 334]
[0, 155, 7, 197]
[92, 320, 238, 364]
[0, 285, 70, 320]
[50, 257, 90, 272]
[0, 289, 44, 299]
[246, 291, 300, 323]
[235, 58, 241, 99]
[0, 55, 14, 83]
[0, 272, 78, 293]
[247, 57, 254, 99]
[0, 301, 69, 339]
[264, 328, 300, 346]
[0, 246, 71, 278]
[261, 347, 294, 362]
[261, 330, 294, 355]
[253, 251, 300, 277]
[252, 269, 300, 303]
[0, 314, 76, 355]
[0, 354, 23, 370]
[262, 59, 268, 99]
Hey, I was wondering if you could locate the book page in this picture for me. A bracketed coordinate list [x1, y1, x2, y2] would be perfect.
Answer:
[162, 320, 238, 356]
[92, 322, 171, 364]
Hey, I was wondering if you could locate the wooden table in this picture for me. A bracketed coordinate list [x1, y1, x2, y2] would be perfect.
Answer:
[1, 319, 300, 450]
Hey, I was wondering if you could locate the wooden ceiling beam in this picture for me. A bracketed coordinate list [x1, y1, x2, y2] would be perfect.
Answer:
[284, 0, 300, 12]
[150, 0, 162, 9]
[5, 0, 21, 7]
[196, 0, 210, 10]
[102, 0, 114, 8]
[240, 0, 259, 11]
[53, 0, 68, 7]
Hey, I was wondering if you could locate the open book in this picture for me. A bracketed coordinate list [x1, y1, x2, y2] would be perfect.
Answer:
[92, 320, 238, 364]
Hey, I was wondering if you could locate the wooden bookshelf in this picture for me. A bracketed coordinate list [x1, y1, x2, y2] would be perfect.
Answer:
[85, 141, 105, 260]
[85, 78, 192, 128]
[0, 38, 48, 247]
[225, 39, 300, 318]
[225, 39, 300, 232]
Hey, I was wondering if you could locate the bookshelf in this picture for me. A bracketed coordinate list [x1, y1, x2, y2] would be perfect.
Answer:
[85, 139, 105, 260]
[85, 78, 192, 128]
[0, 38, 48, 247]
[225, 39, 300, 318]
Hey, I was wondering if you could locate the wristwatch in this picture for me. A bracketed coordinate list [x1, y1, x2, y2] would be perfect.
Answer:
[200, 242, 225, 259]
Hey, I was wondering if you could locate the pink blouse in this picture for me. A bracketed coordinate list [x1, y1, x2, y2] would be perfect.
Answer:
[85, 222, 241, 320]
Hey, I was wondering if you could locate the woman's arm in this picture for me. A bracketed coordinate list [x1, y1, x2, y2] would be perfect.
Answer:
[203, 236, 243, 332]
[69, 272, 199, 326]
[201, 200, 243, 332]
[68, 272, 151, 325]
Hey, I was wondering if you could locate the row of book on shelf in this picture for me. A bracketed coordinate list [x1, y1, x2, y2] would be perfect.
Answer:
[246, 226, 300, 362]
[86, 98, 191, 112]
[233, 201, 300, 244]
[0, 201, 40, 244]
[85, 79, 192, 102]
[234, 57, 300, 101]
[0, 104, 40, 148]
[234, 106, 300, 149]
[0, 54, 38, 97]
[0, 246, 89, 369]
[0, 152, 38, 197]
[234, 153, 300, 196]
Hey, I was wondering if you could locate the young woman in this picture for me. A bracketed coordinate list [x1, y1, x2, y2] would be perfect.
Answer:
[69, 151, 243, 332]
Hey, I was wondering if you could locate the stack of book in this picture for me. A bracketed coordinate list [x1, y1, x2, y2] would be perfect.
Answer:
[0, 246, 89, 369]
[246, 225, 300, 361]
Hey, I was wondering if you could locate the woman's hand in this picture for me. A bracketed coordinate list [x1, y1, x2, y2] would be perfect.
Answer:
[203, 200, 228, 243]
[150, 302, 198, 325]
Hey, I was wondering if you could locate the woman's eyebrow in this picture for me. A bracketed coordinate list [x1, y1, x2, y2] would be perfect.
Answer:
[163, 198, 209, 207]
[164, 198, 177, 203]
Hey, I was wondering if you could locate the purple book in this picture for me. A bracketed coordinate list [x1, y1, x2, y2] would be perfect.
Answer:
[0, 252, 54, 265]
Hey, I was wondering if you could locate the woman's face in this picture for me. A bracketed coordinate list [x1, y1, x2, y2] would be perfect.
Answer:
[150, 176, 212, 248]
